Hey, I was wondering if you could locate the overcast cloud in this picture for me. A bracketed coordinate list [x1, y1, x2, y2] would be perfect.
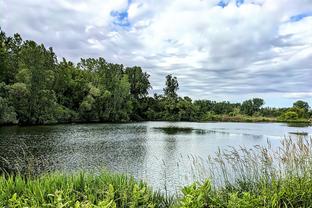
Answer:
[1, 0, 311, 106]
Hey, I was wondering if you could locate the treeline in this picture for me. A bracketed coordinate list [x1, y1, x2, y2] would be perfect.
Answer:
[0, 30, 311, 125]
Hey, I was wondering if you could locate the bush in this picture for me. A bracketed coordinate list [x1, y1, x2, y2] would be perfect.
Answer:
[279, 111, 299, 121]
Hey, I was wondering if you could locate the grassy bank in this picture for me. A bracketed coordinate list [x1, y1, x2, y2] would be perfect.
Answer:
[0, 172, 172, 207]
[200, 114, 311, 124]
[1, 137, 312, 207]
[1, 173, 312, 207]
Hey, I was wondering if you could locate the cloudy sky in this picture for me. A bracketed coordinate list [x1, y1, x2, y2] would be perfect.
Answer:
[1, 0, 312, 107]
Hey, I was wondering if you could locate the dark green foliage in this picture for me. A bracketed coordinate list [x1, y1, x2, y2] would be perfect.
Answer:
[240, 98, 264, 116]
[293, 100, 310, 112]
[0, 96, 17, 124]
[164, 74, 179, 98]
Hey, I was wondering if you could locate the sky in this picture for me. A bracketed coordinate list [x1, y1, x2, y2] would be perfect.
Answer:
[0, 0, 312, 107]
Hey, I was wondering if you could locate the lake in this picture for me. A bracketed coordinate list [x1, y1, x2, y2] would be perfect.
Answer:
[0, 121, 311, 193]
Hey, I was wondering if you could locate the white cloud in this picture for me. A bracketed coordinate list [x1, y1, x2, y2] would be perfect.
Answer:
[284, 92, 312, 99]
[1, 0, 312, 106]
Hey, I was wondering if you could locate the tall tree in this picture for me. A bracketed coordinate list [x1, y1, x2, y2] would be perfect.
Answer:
[163, 74, 179, 98]
[18, 41, 58, 124]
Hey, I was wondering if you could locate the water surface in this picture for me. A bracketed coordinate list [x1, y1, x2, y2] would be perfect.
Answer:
[0, 121, 311, 192]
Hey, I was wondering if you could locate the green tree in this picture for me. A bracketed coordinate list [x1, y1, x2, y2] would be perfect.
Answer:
[241, 98, 264, 116]
[163, 74, 179, 98]
[0, 97, 17, 124]
[0, 30, 22, 84]
[125, 66, 151, 120]
[177, 97, 197, 121]
[78, 58, 132, 122]
[293, 100, 310, 118]
[125, 66, 151, 99]
[18, 40, 58, 124]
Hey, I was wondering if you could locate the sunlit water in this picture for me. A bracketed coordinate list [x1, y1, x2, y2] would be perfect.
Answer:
[0, 122, 311, 193]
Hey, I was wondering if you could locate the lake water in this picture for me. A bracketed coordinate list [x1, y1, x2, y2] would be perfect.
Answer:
[0, 122, 311, 193]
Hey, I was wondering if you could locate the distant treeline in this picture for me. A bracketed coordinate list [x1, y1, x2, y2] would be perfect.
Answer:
[0, 30, 311, 125]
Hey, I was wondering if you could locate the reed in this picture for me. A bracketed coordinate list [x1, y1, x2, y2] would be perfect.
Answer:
[177, 137, 312, 207]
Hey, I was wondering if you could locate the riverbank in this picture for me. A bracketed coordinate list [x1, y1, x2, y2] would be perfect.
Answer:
[1, 137, 312, 207]
[0, 116, 311, 127]
[1, 172, 312, 207]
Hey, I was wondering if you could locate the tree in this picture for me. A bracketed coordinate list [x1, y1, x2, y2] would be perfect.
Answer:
[125, 66, 151, 99]
[177, 97, 197, 121]
[0, 30, 22, 84]
[293, 100, 310, 118]
[0, 97, 17, 124]
[8, 83, 30, 124]
[77, 58, 132, 122]
[241, 98, 264, 116]
[163, 74, 179, 98]
[125, 66, 151, 120]
[54, 59, 90, 111]
[293, 100, 309, 110]
[18, 40, 58, 124]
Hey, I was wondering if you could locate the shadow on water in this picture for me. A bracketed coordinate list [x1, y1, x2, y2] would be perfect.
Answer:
[0, 124, 149, 177]
[286, 122, 311, 127]
[289, 131, 309, 136]
[153, 126, 194, 135]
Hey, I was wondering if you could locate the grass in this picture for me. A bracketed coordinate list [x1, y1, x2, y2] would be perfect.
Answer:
[177, 137, 312, 207]
[0, 171, 173, 207]
[1, 137, 312, 207]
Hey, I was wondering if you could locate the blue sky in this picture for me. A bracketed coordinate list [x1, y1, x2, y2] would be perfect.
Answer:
[0, 0, 312, 107]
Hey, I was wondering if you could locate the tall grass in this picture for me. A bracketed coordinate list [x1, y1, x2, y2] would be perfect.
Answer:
[177, 137, 312, 207]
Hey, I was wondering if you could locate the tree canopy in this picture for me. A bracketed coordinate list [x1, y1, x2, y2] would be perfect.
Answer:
[0, 30, 311, 125]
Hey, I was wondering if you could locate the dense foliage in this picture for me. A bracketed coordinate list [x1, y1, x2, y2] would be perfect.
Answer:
[0, 30, 311, 125]
[2, 173, 312, 208]
[0, 172, 171, 207]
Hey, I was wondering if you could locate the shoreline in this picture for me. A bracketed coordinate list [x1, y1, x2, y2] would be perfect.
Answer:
[0, 118, 311, 127]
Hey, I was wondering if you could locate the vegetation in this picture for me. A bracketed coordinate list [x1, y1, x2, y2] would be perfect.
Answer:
[177, 137, 312, 207]
[0, 172, 172, 207]
[0, 29, 311, 125]
[1, 137, 312, 207]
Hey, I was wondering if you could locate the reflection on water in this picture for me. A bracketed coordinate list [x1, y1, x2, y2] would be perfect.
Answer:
[0, 121, 311, 192]
[286, 122, 311, 127]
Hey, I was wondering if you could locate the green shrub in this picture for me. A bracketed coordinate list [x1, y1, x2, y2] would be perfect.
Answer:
[279, 111, 299, 121]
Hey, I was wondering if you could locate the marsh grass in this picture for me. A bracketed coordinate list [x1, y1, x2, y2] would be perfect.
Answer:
[176, 136, 312, 207]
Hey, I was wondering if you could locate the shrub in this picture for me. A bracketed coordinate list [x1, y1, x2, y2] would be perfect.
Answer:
[279, 111, 299, 121]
